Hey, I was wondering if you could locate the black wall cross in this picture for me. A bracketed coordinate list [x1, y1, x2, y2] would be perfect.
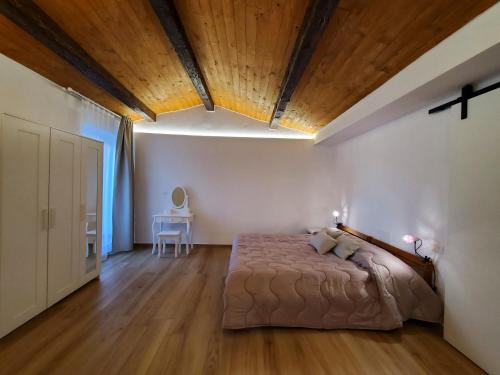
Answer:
[429, 80, 500, 119]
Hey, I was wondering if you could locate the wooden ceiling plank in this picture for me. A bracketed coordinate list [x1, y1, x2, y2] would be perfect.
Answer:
[269, 0, 338, 128]
[253, 0, 272, 121]
[210, 1, 233, 110]
[188, 0, 222, 108]
[249, 0, 268, 118]
[114, 0, 166, 104]
[262, 1, 286, 118]
[246, 0, 258, 118]
[267, 1, 304, 118]
[149, 0, 214, 111]
[284, 3, 404, 130]
[255, 0, 278, 120]
[274, 3, 314, 130]
[87, 2, 156, 102]
[131, 1, 201, 109]
[220, 0, 237, 113]
[0, 0, 156, 121]
[256, 1, 284, 119]
[233, 0, 247, 115]
[109, 0, 190, 109]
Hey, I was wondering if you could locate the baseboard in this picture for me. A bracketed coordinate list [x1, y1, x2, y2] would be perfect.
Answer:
[133, 243, 231, 249]
[133, 243, 153, 249]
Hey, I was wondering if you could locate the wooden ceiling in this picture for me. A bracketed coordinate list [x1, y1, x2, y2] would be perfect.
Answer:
[0, 14, 141, 121]
[35, 0, 202, 114]
[280, 0, 498, 132]
[174, 0, 309, 123]
[0, 0, 496, 133]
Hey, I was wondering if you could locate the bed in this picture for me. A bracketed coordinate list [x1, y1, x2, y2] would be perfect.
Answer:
[222, 227, 442, 330]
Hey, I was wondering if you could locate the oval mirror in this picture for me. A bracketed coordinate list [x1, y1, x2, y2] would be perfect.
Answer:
[171, 187, 186, 208]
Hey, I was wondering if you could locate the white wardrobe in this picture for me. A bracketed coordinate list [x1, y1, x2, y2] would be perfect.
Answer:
[0, 114, 103, 338]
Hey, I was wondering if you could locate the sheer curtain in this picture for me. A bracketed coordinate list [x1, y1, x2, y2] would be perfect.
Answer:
[79, 100, 120, 257]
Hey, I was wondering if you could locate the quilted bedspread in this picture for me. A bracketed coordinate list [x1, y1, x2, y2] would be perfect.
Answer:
[222, 234, 442, 330]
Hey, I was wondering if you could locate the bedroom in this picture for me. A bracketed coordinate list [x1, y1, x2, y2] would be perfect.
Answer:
[0, 0, 499, 374]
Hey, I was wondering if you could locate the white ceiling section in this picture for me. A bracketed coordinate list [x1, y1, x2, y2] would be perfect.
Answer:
[133, 105, 314, 140]
[316, 3, 500, 146]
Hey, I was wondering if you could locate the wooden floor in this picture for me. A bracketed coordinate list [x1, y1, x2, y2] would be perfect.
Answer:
[0, 246, 483, 375]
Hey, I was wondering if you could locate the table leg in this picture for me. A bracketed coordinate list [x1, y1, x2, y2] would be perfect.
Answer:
[186, 221, 190, 254]
[151, 219, 157, 254]
[189, 221, 193, 250]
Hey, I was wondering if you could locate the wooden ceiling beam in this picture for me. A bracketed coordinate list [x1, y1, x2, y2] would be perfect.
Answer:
[269, 0, 338, 128]
[0, 0, 156, 121]
[149, 0, 214, 111]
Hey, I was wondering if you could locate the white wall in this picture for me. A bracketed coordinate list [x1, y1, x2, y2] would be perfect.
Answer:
[328, 102, 450, 273]
[444, 83, 500, 375]
[0, 53, 116, 136]
[134, 131, 334, 245]
[327, 76, 500, 374]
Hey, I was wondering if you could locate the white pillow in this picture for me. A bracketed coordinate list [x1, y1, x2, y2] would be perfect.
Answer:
[309, 231, 337, 255]
[322, 227, 343, 239]
[333, 234, 361, 260]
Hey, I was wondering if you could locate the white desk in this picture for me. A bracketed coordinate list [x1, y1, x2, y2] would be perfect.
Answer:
[152, 213, 194, 254]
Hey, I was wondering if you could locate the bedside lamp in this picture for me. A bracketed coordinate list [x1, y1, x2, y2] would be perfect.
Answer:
[332, 210, 340, 225]
[403, 234, 430, 263]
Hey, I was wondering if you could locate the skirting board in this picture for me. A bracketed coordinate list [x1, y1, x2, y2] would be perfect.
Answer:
[134, 243, 230, 249]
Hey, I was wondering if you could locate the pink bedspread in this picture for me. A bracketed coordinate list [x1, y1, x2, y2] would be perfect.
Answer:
[222, 234, 442, 330]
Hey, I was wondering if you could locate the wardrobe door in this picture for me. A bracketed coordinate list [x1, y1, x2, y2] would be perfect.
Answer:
[0, 115, 50, 337]
[80, 138, 102, 284]
[47, 129, 81, 306]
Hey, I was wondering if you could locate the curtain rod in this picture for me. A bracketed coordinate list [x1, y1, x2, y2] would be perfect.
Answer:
[65, 87, 122, 119]
[44, 77, 121, 119]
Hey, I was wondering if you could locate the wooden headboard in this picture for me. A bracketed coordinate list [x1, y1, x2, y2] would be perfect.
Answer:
[337, 224, 435, 287]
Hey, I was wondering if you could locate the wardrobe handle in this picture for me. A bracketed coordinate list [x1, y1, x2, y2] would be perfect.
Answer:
[41, 209, 49, 231]
[49, 208, 56, 229]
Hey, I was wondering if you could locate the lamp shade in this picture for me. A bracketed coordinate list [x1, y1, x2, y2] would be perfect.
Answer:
[402, 234, 417, 243]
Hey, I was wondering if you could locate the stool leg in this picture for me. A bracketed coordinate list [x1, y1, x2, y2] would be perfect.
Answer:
[175, 241, 178, 258]
[152, 235, 157, 255]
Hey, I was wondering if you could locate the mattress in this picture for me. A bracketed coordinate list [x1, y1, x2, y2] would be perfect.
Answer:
[222, 233, 442, 330]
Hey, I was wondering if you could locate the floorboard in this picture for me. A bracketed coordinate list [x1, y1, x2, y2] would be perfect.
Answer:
[0, 246, 484, 374]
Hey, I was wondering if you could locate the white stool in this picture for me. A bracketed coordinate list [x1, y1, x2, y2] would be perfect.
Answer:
[157, 230, 182, 258]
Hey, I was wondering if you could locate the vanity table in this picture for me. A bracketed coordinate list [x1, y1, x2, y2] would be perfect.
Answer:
[152, 186, 194, 255]
[151, 213, 194, 254]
